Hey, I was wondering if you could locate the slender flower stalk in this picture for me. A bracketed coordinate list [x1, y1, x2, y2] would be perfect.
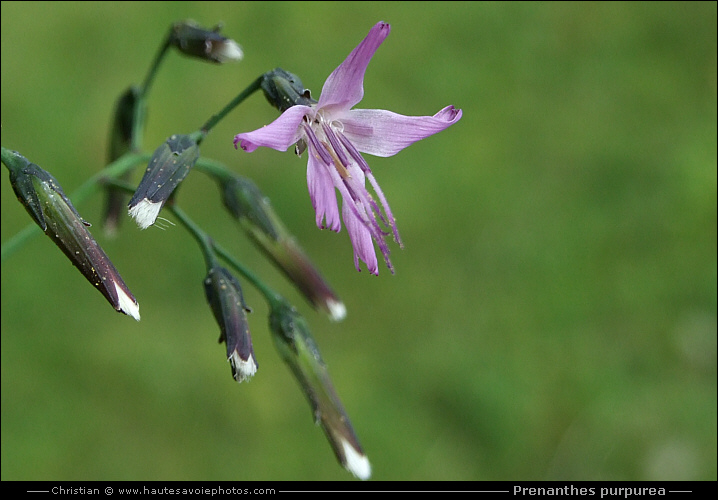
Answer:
[234, 21, 462, 274]
[270, 300, 371, 480]
[2, 148, 140, 320]
[200, 75, 264, 136]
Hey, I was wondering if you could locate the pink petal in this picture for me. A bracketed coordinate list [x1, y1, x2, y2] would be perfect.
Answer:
[341, 105, 463, 157]
[307, 154, 341, 232]
[342, 201, 379, 275]
[233, 105, 312, 152]
[318, 22, 391, 113]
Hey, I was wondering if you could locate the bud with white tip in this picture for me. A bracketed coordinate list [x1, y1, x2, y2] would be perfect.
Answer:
[2, 147, 140, 321]
[221, 174, 345, 321]
[169, 20, 243, 63]
[269, 300, 370, 479]
[128, 134, 199, 229]
[203, 266, 257, 383]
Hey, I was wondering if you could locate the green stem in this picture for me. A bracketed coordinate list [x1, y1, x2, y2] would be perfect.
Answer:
[198, 75, 264, 139]
[194, 157, 234, 183]
[140, 35, 171, 100]
[167, 204, 282, 306]
[166, 204, 217, 270]
[73, 152, 150, 205]
[131, 34, 172, 151]
[213, 242, 283, 307]
[0, 224, 37, 263]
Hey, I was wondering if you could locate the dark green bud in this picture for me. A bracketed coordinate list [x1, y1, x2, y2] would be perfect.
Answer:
[169, 20, 243, 63]
[2, 147, 140, 320]
[128, 134, 199, 229]
[103, 85, 142, 236]
[220, 174, 345, 321]
[261, 68, 316, 113]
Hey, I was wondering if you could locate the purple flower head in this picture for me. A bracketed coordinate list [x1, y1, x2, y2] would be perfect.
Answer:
[234, 22, 462, 275]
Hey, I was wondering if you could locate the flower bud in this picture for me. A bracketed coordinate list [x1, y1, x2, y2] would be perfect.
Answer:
[103, 86, 141, 236]
[2, 147, 140, 321]
[128, 134, 199, 229]
[169, 20, 243, 63]
[221, 175, 345, 321]
[261, 68, 316, 113]
[204, 266, 257, 382]
[269, 300, 370, 480]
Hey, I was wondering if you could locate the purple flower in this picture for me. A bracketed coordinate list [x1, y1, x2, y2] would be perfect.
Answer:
[234, 22, 462, 275]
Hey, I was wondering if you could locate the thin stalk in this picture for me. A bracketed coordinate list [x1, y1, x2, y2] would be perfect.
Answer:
[168, 204, 283, 306]
[198, 75, 264, 140]
[132, 33, 172, 151]
[166, 204, 217, 271]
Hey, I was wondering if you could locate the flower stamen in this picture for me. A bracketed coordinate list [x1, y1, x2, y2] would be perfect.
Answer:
[324, 144, 351, 179]
[302, 123, 333, 166]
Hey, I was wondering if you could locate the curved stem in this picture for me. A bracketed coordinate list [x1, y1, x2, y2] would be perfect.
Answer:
[213, 242, 284, 307]
[131, 33, 172, 151]
[140, 35, 172, 100]
[167, 204, 217, 271]
[194, 156, 234, 183]
[168, 204, 283, 306]
[198, 75, 264, 139]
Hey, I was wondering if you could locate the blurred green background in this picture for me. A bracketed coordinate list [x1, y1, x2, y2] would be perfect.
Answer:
[2, 1, 716, 482]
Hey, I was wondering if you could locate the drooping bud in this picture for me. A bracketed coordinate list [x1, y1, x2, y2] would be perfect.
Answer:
[269, 300, 370, 480]
[128, 134, 199, 229]
[261, 68, 316, 113]
[221, 174, 345, 321]
[204, 266, 257, 382]
[169, 20, 243, 63]
[2, 147, 140, 321]
[103, 86, 141, 236]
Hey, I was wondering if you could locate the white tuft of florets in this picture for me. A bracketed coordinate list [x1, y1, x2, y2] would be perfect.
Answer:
[128, 199, 162, 230]
[114, 282, 140, 321]
[340, 437, 371, 480]
[229, 351, 257, 382]
[214, 39, 243, 62]
[327, 299, 347, 322]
